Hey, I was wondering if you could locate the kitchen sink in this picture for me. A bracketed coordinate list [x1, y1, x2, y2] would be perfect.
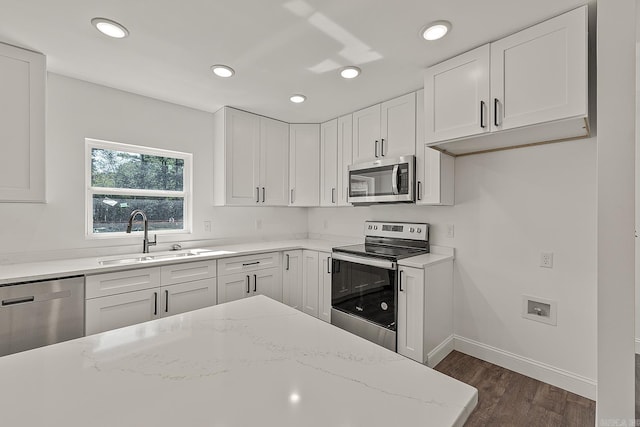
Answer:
[97, 249, 233, 266]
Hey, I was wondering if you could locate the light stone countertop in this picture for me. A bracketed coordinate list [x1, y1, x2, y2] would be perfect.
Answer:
[0, 239, 350, 285]
[0, 295, 477, 426]
[0, 239, 453, 285]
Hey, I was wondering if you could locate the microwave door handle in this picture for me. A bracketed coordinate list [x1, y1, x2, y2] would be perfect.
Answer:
[391, 164, 399, 195]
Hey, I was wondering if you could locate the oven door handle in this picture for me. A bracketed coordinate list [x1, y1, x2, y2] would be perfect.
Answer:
[331, 252, 396, 270]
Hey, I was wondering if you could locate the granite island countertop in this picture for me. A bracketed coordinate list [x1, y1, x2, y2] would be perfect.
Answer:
[0, 296, 476, 426]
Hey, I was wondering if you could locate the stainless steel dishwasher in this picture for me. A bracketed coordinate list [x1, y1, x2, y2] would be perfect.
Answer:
[0, 276, 85, 357]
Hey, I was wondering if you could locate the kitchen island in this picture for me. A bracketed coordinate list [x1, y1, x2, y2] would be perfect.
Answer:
[0, 296, 477, 426]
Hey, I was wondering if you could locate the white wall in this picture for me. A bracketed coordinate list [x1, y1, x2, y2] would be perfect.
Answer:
[0, 73, 307, 262]
[309, 139, 598, 395]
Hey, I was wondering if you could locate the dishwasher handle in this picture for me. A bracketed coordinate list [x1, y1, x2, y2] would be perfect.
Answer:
[2, 296, 35, 306]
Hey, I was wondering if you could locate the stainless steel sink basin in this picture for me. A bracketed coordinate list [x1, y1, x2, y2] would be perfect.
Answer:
[97, 249, 233, 266]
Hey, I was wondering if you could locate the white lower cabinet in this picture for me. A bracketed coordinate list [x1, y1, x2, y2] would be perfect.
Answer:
[301, 250, 331, 322]
[85, 261, 217, 335]
[397, 260, 454, 367]
[216, 252, 283, 304]
[282, 250, 303, 310]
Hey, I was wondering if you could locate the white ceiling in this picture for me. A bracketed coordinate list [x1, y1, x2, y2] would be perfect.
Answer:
[0, 0, 587, 123]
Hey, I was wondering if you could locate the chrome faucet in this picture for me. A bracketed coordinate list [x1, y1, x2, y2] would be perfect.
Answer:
[126, 209, 157, 253]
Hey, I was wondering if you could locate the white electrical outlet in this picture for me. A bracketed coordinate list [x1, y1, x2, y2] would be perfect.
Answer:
[540, 252, 553, 268]
[255, 219, 262, 230]
[204, 221, 211, 232]
[446, 224, 455, 238]
[323, 219, 328, 230]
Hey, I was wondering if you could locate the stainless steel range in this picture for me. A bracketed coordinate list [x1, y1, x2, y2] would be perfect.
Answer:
[330, 221, 429, 351]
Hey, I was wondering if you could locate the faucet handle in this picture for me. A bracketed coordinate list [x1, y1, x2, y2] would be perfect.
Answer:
[171, 243, 182, 251]
[149, 234, 157, 246]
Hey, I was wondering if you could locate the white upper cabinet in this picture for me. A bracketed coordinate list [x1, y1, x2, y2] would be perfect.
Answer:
[423, 6, 588, 156]
[289, 124, 320, 206]
[0, 43, 45, 203]
[380, 92, 416, 159]
[416, 89, 454, 206]
[336, 114, 353, 207]
[353, 93, 416, 163]
[424, 45, 490, 143]
[260, 116, 289, 206]
[490, 6, 587, 132]
[213, 107, 289, 206]
[352, 104, 381, 163]
[320, 119, 338, 206]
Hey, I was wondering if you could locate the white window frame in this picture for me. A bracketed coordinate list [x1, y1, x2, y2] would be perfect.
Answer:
[85, 138, 193, 238]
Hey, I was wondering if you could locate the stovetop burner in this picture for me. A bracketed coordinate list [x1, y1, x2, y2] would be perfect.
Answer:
[332, 221, 430, 262]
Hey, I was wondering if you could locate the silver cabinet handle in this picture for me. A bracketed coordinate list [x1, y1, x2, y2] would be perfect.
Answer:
[374, 140, 379, 158]
[262, 187, 265, 203]
[256, 187, 260, 203]
[2, 296, 34, 306]
[286, 254, 290, 270]
[246, 275, 250, 293]
[417, 181, 422, 201]
[331, 188, 335, 203]
[399, 270, 404, 292]
[380, 138, 385, 156]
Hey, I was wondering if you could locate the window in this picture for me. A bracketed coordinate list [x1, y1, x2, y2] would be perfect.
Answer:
[86, 139, 192, 237]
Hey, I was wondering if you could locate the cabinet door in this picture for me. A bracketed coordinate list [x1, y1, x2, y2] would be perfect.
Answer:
[380, 92, 416, 158]
[217, 272, 252, 304]
[318, 252, 332, 323]
[0, 43, 45, 202]
[289, 124, 320, 206]
[301, 250, 320, 317]
[424, 44, 490, 143]
[282, 250, 303, 310]
[85, 288, 159, 335]
[320, 119, 338, 206]
[352, 104, 381, 163]
[260, 117, 289, 206]
[161, 278, 217, 317]
[397, 266, 425, 363]
[490, 6, 587, 131]
[336, 114, 353, 206]
[417, 144, 455, 206]
[253, 266, 283, 302]
[225, 108, 261, 205]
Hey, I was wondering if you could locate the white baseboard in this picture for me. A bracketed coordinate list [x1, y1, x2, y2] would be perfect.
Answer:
[428, 335, 455, 368]
[453, 335, 596, 400]
[636, 338, 640, 354]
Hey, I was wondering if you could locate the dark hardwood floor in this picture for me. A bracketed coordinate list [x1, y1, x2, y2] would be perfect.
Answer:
[434, 351, 596, 426]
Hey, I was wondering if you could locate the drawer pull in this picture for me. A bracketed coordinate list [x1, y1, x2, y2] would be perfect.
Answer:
[246, 275, 250, 293]
[242, 261, 260, 267]
[253, 274, 257, 292]
[2, 296, 34, 306]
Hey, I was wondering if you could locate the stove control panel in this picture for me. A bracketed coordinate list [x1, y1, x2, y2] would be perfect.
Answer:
[364, 221, 429, 241]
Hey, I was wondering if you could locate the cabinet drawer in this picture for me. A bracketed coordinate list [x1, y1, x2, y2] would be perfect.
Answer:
[160, 260, 216, 286]
[217, 252, 281, 276]
[86, 267, 161, 299]
[85, 288, 158, 335]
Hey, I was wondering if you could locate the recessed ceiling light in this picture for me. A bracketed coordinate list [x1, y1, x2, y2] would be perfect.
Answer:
[421, 21, 451, 41]
[290, 94, 306, 103]
[91, 18, 129, 39]
[340, 66, 361, 79]
[211, 65, 235, 78]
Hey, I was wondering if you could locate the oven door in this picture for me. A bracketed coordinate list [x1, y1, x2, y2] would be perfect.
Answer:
[348, 156, 414, 205]
[331, 252, 397, 351]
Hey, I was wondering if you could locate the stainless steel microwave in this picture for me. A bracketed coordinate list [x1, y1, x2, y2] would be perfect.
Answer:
[347, 155, 415, 205]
